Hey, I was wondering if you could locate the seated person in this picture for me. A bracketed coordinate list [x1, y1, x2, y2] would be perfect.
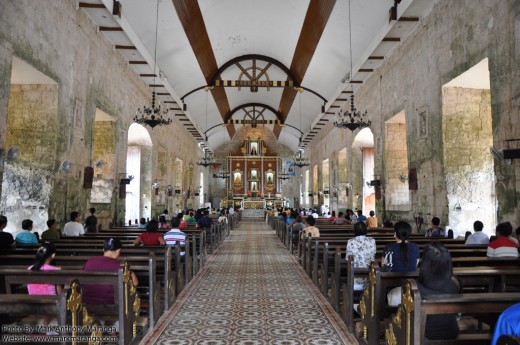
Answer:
[491, 303, 520, 345]
[164, 218, 186, 257]
[382, 221, 420, 272]
[83, 238, 138, 304]
[425, 217, 444, 237]
[158, 215, 169, 229]
[418, 242, 461, 340]
[465, 220, 489, 245]
[218, 211, 228, 224]
[15, 219, 38, 244]
[63, 211, 84, 237]
[27, 242, 62, 328]
[176, 213, 187, 230]
[27, 242, 62, 295]
[133, 220, 165, 246]
[356, 210, 367, 223]
[333, 212, 346, 225]
[182, 210, 191, 221]
[41, 219, 60, 241]
[0, 215, 15, 251]
[487, 222, 519, 258]
[137, 218, 147, 229]
[291, 215, 305, 242]
[186, 212, 197, 223]
[329, 210, 336, 223]
[346, 222, 376, 290]
[196, 210, 213, 229]
[366, 210, 378, 228]
[382, 221, 420, 306]
[302, 216, 320, 239]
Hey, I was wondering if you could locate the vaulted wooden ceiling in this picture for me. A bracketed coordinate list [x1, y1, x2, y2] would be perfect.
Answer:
[79, 0, 433, 153]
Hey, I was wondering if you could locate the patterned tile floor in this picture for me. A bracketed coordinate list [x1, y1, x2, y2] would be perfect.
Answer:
[141, 220, 355, 345]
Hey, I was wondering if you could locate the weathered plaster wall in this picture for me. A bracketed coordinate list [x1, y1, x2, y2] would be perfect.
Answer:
[90, 120, 116, 224]
[306, 0, 520, 228]
[1, 84, 58, 233]
[443, 87, 495, 235]
[0, 0, 200, 231]
[385, 123, 410, 211]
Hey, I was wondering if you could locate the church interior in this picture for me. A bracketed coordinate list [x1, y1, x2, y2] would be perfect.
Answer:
[0, 0, 520, 344]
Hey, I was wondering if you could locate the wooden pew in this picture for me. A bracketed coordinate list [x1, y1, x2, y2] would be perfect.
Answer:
[385, 280, 520, 345]
[497, 335, 520, 345]
[0, 263, 141, 345]
[357, 263, 520, 345]
[0, 254, 161, 331]
[0, 279, 79, 345]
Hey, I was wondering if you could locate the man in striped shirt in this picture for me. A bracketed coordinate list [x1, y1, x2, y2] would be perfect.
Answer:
[164, 218, 186, 256]
[487, 222, 519, 258]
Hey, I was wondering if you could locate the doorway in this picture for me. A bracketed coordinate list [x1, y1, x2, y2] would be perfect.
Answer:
[125, 123, 153, 224]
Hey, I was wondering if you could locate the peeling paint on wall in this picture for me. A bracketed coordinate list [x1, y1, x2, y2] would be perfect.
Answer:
[0, 162, 51, 234]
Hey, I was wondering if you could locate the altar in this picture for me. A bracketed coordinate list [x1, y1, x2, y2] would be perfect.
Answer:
[241, 198, 266, 209]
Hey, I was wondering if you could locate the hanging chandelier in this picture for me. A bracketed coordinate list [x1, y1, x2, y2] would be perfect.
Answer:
[293, 149, 310, 168]
[134, 91, 172, 128]
[333, 0, 370, 132]
[334, 94, 371, 131]
[196, 149, 214, 167]
[133, 0, 172, 129]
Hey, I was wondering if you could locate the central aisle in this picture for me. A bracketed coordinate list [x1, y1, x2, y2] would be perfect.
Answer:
[142, 219, 355, 345]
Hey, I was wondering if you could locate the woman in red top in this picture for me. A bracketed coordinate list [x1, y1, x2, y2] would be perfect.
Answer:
[134, 220, 165, 246]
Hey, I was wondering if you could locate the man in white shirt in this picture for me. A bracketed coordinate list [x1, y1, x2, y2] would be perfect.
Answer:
[160, 209, 171, 221]
[465, 220, 489, 245]
[63, 211, 84, 237]
[228, 206, 234, 215]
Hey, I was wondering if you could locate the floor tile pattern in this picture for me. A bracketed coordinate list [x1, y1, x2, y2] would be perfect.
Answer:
[142, 220, 354, 344]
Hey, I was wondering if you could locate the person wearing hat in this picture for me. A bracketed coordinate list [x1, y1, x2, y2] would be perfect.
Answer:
[82, 238, 138, 304]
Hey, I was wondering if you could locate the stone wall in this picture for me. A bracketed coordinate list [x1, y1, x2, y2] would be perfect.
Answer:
[442, 87, 495, 235]
[0, 84, 58, 233]
[0, 0, 200, 232]
[385, 123, 410, 211]
[307, 0, 520, 228]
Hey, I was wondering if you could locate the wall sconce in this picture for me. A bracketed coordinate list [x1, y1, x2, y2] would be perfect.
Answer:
[454, 202, 462, 211]
[398, 174, 408, 183]
[120, 173, 134, 185]
[167, 185, 173, 196]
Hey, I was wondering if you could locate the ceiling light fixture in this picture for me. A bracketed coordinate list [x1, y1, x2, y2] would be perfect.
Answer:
[196, 148, 214, 167]
[294, 92, 310, 168]
[133, 0, 172, 129]
[334, 0, 371, 132]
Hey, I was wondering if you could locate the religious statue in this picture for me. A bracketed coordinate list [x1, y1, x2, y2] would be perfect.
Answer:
[234, 172, 242, 185]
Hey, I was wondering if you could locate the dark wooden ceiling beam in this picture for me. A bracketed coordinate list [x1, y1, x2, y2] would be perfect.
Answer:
[368, 56, 385, 60]
[171, 0, 235, 138]
[129, 61, 147, 65]
[115, 45, 136, 50]
[382, 37, 401, 42]
[273, 0, 337, 138]
[139, 74, 157, 77]
[398, 17, 420, 22]
[99, 26, 123, 32]
[79, 3, 105, 8]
